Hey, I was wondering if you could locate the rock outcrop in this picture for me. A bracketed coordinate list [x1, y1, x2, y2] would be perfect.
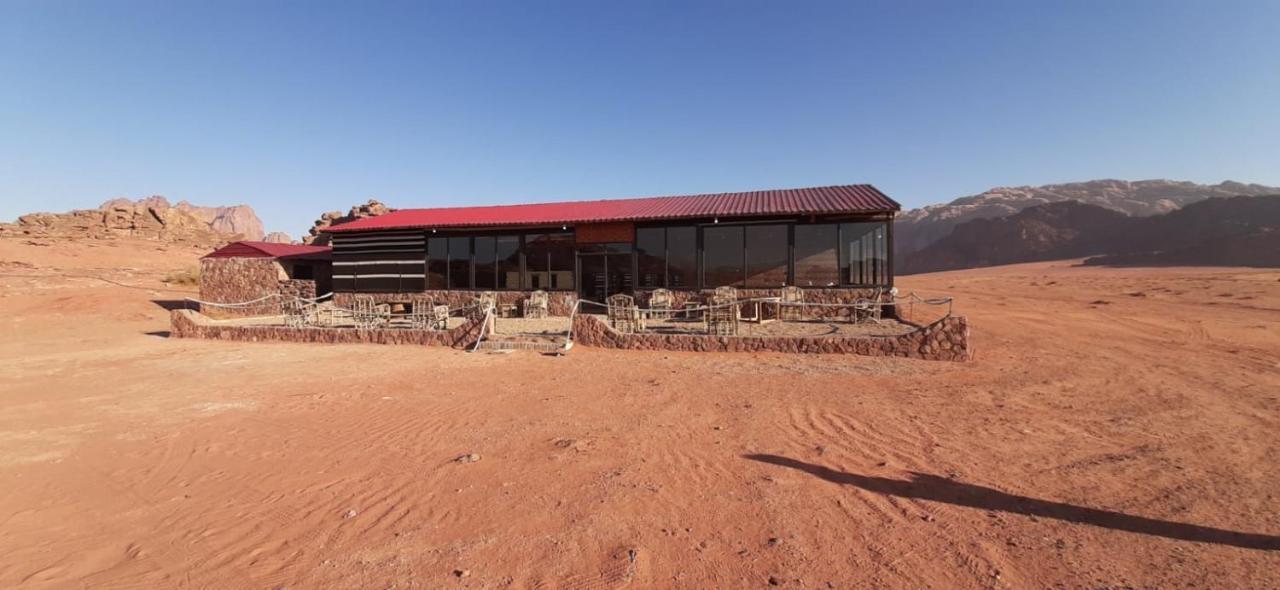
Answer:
[174, 201, 264, 240]
[896, 179, 1280, 267]
[304, 199, 395, 245]
[262, 231, 294, 244]
[0, 196, 266, 246]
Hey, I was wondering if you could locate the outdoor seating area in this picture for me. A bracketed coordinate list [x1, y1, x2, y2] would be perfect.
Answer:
[591, 287, 926, 339]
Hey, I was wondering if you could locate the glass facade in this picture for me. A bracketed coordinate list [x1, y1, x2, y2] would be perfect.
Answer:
[337, 219, 889, 294]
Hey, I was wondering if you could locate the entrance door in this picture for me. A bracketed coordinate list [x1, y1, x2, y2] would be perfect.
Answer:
[577, 245, 633, 302]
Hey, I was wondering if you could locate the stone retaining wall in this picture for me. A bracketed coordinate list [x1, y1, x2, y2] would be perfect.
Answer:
[633, 287, 895, 320]
[335, 290, 577, 316]
[571, 313, 970, 361]
[169, 309, 487, 349]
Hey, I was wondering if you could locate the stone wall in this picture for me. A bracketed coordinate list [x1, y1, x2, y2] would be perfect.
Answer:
[335, 290, 577, 316]
[278, 279, 317, 301]
[198, 257, 286, 318]
[570, 313, 970, 361]
[169, 309, 487, 349]
[633, 287, 895, 320]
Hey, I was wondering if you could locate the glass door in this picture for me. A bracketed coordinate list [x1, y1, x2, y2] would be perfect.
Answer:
[577, 244, 633, 302]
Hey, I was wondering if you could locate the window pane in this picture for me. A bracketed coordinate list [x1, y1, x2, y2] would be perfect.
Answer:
[744, 224, 788, 288]
[841, 222, 888, 285]
[636, 227, 665, 288]
[473, 236, 496, 289]
[666, 226, 697, 289]
[448, 236, 471, 289]
[703, 225, 743, 287]
[496, 235, 520, 289]
[525, 232, 575, 290]
[427, 237, 448, 289]
[546, 232, 575, 290]
[794, 224, 839, 287]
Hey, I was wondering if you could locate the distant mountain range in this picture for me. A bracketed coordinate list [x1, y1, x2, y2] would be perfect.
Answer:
[899, 195, 1280, 274]
[896, 179, 1280, 274]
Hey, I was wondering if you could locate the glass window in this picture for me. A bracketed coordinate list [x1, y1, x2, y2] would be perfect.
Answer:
[496, 235, 520, 289]
[427, 237, 448, 289]
[525, 232, 575, 290]
[636, 227, 665, 288]
[703, 225, 744, 287]
[794, 224, 839, 287]
[666, 226, 697, 289]
[841, 222, 888, 286]
[473, 236, 496, 289]
[744, 224, 788, 287]
[448, 236, 471, 289]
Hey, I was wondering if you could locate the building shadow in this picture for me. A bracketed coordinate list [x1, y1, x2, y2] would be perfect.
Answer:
[743, 454, 1280, 551]
[151, 299, 193, 311]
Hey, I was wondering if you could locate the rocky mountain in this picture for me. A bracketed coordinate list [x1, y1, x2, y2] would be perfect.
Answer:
[900, 195, 1280, 274]
[173, 201, 264, 240]
[0, 196, 266, 246]
[896, 179, 1280, 265]
[304, 199, 394, 245]
[262, 231, 294, 244]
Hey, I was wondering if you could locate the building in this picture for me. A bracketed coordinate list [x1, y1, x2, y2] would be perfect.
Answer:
[199, 241, 332, 317]
[322, 184, 899, 313]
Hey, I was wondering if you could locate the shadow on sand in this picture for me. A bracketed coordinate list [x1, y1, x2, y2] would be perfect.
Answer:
[150, 299, 193, 311]
[743, 454, 1280, 551]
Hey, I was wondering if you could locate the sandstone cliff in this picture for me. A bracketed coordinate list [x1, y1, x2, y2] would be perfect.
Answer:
[0, 196, 266, 246]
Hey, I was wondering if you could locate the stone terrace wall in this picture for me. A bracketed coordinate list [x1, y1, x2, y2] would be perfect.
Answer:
[571, 313, 970, 361]
[198, 257, 285, 319]
[633, 287, 895, 320]
[336, 290, 577, 316]
[170, 309, 487, 349]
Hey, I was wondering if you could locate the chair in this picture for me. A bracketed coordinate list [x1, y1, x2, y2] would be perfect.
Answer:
[408, 297, 434, 329]
[607, 293, 645, 334]
[523, 290, 549, 319]
[706, 293, 739, 336]
[714, 286, 738, 300]
[779, 286, 805, 321]
[477, 291, 497, 315]
[853, 288, 884, 324]
[432, 304, 451, 330]
[648, 288, 673, 320]
[282, 298, 311, 328]
[351, 295, 389, 329]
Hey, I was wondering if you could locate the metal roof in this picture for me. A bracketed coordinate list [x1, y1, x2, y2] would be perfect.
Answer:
[324, 184, 898, 233]
[203, 241, 332, 260]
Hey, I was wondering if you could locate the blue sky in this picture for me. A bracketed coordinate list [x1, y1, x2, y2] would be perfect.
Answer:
[3, 0, 1278, 236]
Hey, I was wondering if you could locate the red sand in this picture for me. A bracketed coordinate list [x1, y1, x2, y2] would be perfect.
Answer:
[1, 238, 1278, 588]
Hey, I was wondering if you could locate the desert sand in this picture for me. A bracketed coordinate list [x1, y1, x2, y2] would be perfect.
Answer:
[1, 238, 1277, 589]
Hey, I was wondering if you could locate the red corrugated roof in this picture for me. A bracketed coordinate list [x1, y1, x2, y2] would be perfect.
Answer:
[203, 241, 332, 260]
[325, 184, 898, 233]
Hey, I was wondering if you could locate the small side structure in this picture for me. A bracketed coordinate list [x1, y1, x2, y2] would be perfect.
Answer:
[198, 241, 333, 318]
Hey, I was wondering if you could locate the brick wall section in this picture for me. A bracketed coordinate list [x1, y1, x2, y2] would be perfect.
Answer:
[198, 257, 285, 318]
[169, 309, 488, 349]
[336, 290, 577, 316]
[575, 222, 635, 244]
[570, 313, 971, 361]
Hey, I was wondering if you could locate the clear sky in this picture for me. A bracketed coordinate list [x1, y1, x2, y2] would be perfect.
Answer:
[3, 0, 1278, 236]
